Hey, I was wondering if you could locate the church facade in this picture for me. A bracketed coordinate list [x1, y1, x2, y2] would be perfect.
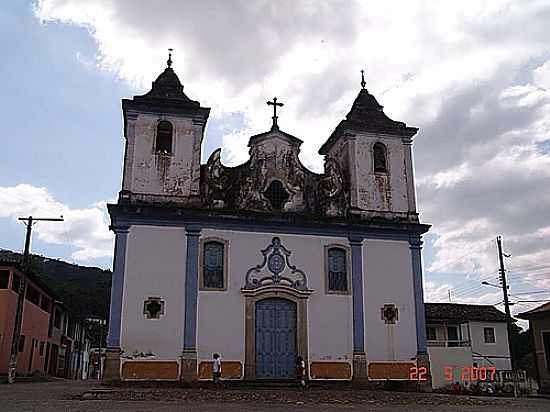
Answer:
[104, 55, 431, 384]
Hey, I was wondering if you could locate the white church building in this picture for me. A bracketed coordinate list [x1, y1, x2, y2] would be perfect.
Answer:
[104, 54, 431, 384]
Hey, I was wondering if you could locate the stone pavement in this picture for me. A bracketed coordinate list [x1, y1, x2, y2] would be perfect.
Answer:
[0, 379, 549, 411]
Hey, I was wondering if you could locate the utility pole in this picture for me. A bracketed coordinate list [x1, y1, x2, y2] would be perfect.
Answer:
[496, 235, 515, 371]
[7, 216, 64, 384]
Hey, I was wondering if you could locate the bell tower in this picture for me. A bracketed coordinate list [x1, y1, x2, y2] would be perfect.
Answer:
[119, 50, 210, 204]
[319, 71, 419, 221]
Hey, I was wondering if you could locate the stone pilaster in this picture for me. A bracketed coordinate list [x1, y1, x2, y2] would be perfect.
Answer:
[181, 225, 201, 382]
[102, 347, 122, 384]
[103, 224, 130, 383]
[349, 236, 367, 382]
[410, 235, 432, 391]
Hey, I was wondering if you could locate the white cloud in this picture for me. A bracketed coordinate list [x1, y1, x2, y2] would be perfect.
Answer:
[0, 184, 113, 263]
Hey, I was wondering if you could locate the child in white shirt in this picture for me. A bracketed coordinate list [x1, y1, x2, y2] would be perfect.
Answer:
[212, 353, 222, 384]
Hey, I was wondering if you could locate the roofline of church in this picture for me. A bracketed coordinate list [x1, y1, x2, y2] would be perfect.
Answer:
[107, 203, 431, 238]
[122, 98, 211, 118]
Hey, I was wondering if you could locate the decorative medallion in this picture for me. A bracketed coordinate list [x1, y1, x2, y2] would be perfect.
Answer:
[244, 237, 308, 290]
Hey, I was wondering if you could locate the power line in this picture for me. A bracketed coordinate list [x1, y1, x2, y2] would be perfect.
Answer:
[510, 290, 550, 296]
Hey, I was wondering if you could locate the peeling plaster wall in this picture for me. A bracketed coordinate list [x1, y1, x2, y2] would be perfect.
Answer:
[123, 113, 203, 198]
[362, 239, 417, 362]
[121, 225, 187, 359]
[354, 133, 409, 213]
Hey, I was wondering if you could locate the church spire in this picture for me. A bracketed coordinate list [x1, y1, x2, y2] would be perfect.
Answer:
[360, 69, 366, 90]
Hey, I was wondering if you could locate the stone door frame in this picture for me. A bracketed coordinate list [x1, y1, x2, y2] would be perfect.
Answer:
[242, 285, 312, 380]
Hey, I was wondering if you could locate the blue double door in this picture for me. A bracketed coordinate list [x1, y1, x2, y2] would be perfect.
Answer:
[255, 298, 297, 379]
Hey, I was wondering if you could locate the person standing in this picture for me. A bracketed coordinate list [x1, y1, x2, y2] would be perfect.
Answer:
[212, 353, 222, 385]
[296, 356, 306, 388]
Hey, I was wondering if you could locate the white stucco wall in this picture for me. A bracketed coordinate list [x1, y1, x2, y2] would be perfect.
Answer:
[123, 113, 203, 197]
[469, 321, 511, 370]
[120, 225, 420, 375]
[428, 346, 473, 388]
[121, 225, 187, 359]
[196, 230, 354, 364]
[363, 239, 417, 362]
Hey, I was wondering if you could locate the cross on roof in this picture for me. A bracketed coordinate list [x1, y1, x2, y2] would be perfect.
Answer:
[360, 69, 366, 89]
[267, 97, 284, 130]
[167, 48, 173, 68]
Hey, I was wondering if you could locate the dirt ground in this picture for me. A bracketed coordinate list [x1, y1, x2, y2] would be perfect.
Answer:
[0, 379, 549, 412]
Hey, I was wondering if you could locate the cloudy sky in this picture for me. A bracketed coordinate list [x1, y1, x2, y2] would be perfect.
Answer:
[1, 0, 549, 323]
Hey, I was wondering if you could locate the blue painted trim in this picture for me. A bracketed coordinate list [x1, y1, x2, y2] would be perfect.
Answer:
[106, 226, 130, 348]
[349, 236, 365, 353]
[183, 225, 202, 350]
[111, 215, 420, 242]
[410, 235, 427, 353]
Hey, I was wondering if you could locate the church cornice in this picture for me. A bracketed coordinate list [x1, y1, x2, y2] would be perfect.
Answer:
[107, 202, 430, 238]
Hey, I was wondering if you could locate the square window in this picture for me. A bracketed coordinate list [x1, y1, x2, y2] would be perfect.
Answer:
[484, 327, 496, 344]
[426, 327, 437, 341]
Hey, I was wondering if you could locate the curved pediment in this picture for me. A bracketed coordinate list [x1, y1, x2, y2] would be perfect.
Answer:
[202, 128, 348, 216]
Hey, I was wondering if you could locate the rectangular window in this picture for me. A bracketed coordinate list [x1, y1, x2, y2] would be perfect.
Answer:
[26, 285, 41, 306]
[447, 326, 459, 346]
[202, 240, 225, 290]
[18, 335, 25, 352]
[543, 331, 550, 371]
[484, 327, 496, 344]
[0, 270, 9, 289]
[11, 274, 21, 293]
[326, 247, 349, 293]
[39, 341, 45, 356]
[426, 326, 437, 341]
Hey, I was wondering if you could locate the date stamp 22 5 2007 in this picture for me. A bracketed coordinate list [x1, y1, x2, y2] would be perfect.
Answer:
[409, 366, 497, 382]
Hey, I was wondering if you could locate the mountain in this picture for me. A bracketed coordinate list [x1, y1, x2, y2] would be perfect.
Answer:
[0, 249, 111, 322]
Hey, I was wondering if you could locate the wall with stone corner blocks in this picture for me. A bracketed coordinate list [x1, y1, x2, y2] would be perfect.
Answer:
[362, 240, 418, 362]
[123, 113, 203, 197]
[310, 362, 352, 379]
[469, 321, 511, 370]
[198, 361, 242, 380]
[121, 360, 179, 380]
[354, 133, 409, 213]
[121, 225, 186, 359]
[196, 230, 353, 369]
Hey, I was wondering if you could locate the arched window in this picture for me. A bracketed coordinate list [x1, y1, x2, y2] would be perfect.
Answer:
[327, 247, 348, 292]
[156, 120, 173, 154]
[263, 180, 289, 210]
[202, 241, 225, 289]
[373, 142, 387, 173]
